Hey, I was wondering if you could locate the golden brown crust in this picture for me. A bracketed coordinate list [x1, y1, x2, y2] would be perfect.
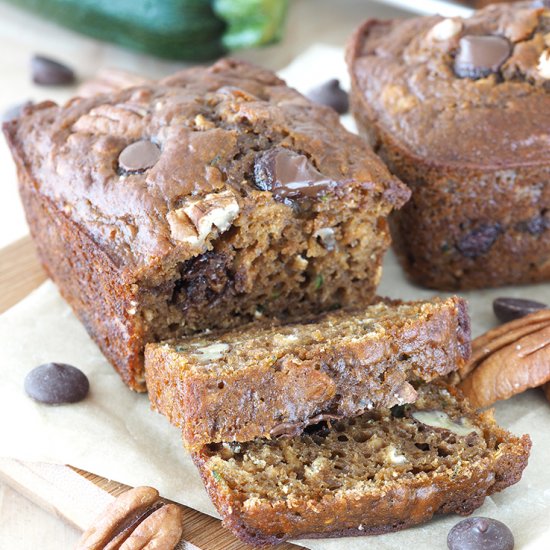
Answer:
[196, 452, 530, 547]
[145, 297, 471, 449]
[6, 120, 145, 389]
[192, 385, 531, 546]
[347, 3, 550, 290]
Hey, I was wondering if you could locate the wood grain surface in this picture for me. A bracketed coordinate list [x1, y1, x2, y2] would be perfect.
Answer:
[0, 235, 299, 550]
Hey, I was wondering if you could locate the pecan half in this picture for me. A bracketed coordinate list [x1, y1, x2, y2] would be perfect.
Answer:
[458, 310, 550, 408]
[458, 309, 550, 379]
[116, 504, 184, 549]
[167, 190, 240, 247]
[76, 486, 184, 550]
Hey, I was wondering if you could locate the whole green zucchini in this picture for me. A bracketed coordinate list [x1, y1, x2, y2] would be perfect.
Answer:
[3, 0, 289, 61]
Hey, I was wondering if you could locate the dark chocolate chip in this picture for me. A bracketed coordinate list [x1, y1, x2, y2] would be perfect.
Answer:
[303, 421, 331, 438]
[493, 297, 547, 323]
[24, 363, 89, 405]
[391, 404, 406, 418]
[515, 214, 549, 236]
[456, 223, 501, 258]
[447, 517, 514, 550]
[306, 79, 349, 114]
[31, 55, 75, 86]
[454, 35, 511, 79]
[118, 140, 161, 174]
[270, 413, 342, 439]
[253, 148, 336, 205]
[1, 100, 33, 123]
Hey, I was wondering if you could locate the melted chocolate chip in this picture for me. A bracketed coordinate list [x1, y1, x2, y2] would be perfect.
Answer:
[253, 148, 336, 205]
[270, 413, 343, 438]
[456, 223, 501, 258]
[24, 363, 89, 405]
[303, 422, 331, 438]
[118, 140, 161, 174]
[454, 35, 511, 79]
[493, 297, 548, 323]
[390, 404, 406, 418]
[173, 251, 231, 309]
[447, 517, 514, 550]
[31, 55, 75, 86]
[306, 79, 349, 114]
[515, 214, 549, 236]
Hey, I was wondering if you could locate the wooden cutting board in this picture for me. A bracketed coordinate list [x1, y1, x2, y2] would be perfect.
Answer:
[0, 235, 299, 550]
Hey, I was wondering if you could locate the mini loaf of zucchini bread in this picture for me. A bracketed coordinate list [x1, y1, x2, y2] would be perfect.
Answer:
[193, 383, 531, 546]
[145, 296, 470, 450]
[347, 1, 550, 289]
[3, 59, 409, 390]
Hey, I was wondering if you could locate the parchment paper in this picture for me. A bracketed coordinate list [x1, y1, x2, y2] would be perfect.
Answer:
[1, 46, 550, 549]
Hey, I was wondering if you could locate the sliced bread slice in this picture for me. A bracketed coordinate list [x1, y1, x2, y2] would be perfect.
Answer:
[192, 383, 531, 546]
[145, 296, 470, 450]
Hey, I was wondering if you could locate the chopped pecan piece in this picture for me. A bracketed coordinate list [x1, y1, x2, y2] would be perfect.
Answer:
[167, 190, 239, 247]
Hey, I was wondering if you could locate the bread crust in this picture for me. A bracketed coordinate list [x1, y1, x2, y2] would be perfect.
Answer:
[195, 447, 530, 547]
[347, 5, 550, 290]
[145, 297, 471, 449]
[192, 395, 531, 547]
[4, 118, 145, 389]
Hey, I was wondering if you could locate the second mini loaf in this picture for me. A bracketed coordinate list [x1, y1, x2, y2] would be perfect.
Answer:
[348, 1, 550, 290]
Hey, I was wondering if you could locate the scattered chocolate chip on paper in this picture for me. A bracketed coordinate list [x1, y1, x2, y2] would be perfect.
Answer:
[31, 54, 75, 86]
[447, 517, 514, 550]
[307, 79, 349, 114]
[24, 362, 89, 405]
[493, 297, 548, 323]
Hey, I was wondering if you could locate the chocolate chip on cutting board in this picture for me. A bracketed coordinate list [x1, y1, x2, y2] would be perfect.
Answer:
[493, 297, 548, 323]
[118, 140, 161, 174]
[31, 55, 75, 86]
[1, 100, 33, 123]
[454, 35, 511, 79]
[24, 362, 89, 404]
[306, 79, 349, 114]
[447, 517, 514, 550]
